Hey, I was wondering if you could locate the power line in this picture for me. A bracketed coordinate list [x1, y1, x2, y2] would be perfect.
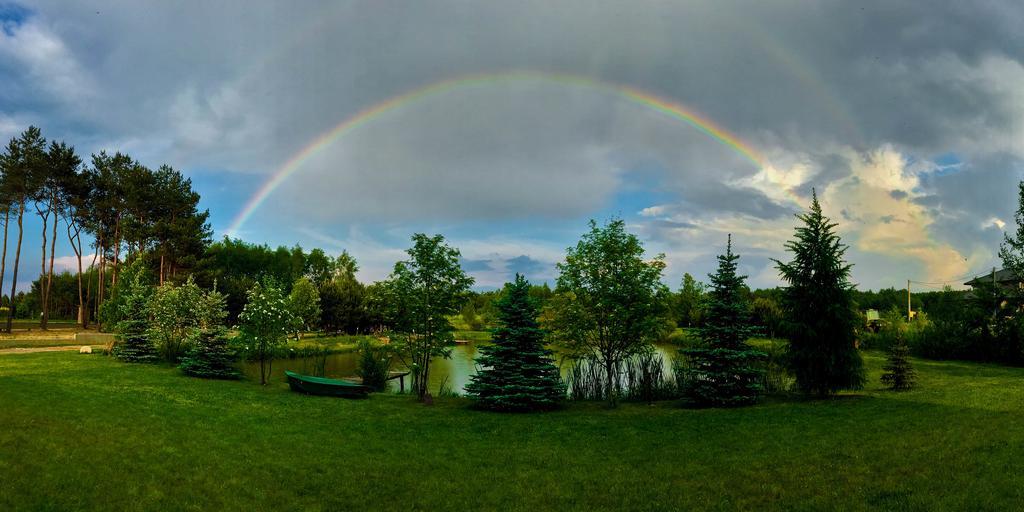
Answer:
[911, 263, 1002, 286]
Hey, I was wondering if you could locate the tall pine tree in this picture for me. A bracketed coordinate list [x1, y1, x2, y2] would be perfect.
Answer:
[465, 274, 564, 412]
[680, 235, 765, 407]
[775, 190, 864, 396]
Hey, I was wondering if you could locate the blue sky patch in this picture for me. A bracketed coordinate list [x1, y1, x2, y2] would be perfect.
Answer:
[0, 3, 30, 34]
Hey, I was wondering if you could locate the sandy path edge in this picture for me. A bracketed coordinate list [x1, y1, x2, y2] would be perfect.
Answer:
[0, 345, 105, 355]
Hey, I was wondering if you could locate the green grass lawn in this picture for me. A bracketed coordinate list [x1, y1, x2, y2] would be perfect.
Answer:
[454, 329, 492, 342]
[2, 352, 1023, 510]
[3, 319, 80, 329]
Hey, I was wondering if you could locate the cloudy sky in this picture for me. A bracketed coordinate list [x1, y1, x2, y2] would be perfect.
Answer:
[2, 1, 1023, 291]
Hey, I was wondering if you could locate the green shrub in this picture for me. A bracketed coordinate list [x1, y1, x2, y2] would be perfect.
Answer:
[355, 339, 392, 391]
[881, 333, 916, 391]
[758, 339, 793, 394]
[665, 328, 700, 347]
[113, 261, 158, 364]
[911, 320, 974, 360]
[179, 327, 240, 379]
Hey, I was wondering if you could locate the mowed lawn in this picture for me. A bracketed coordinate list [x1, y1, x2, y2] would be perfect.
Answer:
[1, 352, 1023, 511]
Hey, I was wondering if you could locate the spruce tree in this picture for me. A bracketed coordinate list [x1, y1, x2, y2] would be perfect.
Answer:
[465, 274, 564, 412]
[775, 190, 864, 396]
[881, 334, 916, 391]
[180, 327, 239, 379]
[179, 285, 237, 379]
[680, 235, 765, 406]
[112, 262, 158, 363]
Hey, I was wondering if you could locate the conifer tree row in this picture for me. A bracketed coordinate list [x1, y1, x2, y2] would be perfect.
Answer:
[0, 126, 211, 330]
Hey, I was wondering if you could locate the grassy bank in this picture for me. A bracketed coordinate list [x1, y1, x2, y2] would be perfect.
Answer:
[279, 333, 375, 355]
[1, 352, 1023, 510]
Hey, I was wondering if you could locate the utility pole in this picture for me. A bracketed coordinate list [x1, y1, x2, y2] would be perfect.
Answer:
[993, 267, 998, 317]
[907, 279, 912, 321]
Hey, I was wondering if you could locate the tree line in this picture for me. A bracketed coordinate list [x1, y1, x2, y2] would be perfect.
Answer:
[0, 126, 211, 331]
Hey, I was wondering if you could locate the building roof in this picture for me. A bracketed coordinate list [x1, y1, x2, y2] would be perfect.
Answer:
[964, 268, 1021, 287]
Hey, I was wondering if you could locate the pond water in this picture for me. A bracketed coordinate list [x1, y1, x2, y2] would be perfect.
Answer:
[240, 341, 681, 395]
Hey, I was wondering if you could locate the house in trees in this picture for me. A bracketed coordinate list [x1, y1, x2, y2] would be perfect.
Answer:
[964, 268, 1023, 291]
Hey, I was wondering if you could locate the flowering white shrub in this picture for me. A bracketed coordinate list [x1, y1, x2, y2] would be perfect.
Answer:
[238, 281, 293, 385]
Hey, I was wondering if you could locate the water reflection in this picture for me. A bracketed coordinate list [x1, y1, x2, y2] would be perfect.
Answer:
[241, 341, 679, 394]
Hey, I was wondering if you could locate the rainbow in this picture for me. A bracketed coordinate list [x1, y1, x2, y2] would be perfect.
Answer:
[227, 71, 770, 235]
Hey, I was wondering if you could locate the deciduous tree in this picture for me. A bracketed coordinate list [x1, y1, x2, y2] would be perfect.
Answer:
[388, 234, 473, 400]
[288, 276, 321, 338]
[548, 219, 667, 407]
[677, 273, 705, 327]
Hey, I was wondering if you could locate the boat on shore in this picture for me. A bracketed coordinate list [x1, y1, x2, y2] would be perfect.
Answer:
[284, 370, 371, 398]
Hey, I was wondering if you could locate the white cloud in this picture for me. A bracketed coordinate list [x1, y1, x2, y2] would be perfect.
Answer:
[0, 18, 94, 103]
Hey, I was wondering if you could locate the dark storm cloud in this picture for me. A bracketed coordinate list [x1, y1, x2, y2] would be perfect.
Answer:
[505, 255, 549, 277]
[459, 258, 493, 273]
[915, 154, 1024, 256]
[3, 1, 1022, 288]
[647, 219, 698, 230]
[676, 182, 795, 220]
[12, 1, 1024, 171]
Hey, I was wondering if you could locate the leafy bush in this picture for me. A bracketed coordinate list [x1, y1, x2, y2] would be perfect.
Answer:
[911, 319, 975, 360]
[288, 277, 321, 338]
[238, 281, 293, 385]
[664, 328, 700, 347]
[149, 276, 227, 364]
[758, 339, 793, 394]
[355, 339, 392, 391]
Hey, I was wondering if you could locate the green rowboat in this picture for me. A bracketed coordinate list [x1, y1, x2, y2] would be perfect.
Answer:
[284, 370, 371, 398]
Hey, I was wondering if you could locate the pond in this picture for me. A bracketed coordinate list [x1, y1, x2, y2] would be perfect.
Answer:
[240, 341, 681, 395]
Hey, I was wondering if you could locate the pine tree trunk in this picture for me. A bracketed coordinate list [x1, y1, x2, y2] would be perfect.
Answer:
[111, 216, 121, 290]
[68, 222, 85, 328]
[43, 211, 57, 330]
[96, 235, 104, 327]
[0, 208, 8, 324]
[85, 245, 97, 329]
[6, 202, 24, 333]
[39, 208, 48, 329]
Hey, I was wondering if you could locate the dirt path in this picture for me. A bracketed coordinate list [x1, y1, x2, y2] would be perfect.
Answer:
[0, 345, 104, 355]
